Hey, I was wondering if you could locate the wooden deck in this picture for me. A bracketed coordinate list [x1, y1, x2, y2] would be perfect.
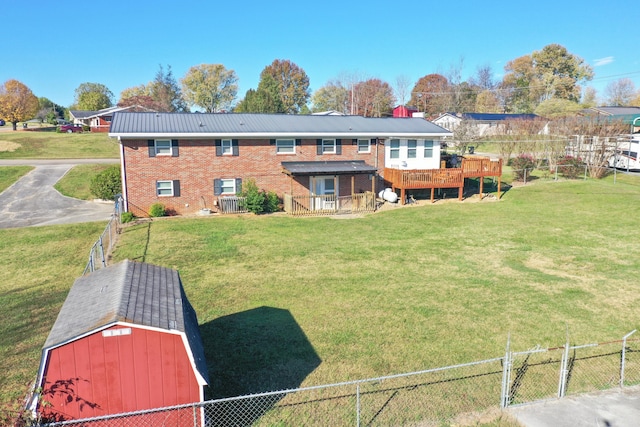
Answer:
[384, 157, 503, 204]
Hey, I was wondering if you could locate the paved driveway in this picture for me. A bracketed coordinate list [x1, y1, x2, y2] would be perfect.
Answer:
[0, 160, 117, 229]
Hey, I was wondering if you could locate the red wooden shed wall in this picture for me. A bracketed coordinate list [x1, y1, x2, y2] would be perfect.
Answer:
[41, 325, 201, 421]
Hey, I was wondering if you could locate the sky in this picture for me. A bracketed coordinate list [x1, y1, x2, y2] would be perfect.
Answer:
[2, 0, 639, 109]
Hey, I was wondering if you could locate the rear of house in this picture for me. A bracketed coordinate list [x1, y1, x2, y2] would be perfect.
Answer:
[109, 112, 451, 216]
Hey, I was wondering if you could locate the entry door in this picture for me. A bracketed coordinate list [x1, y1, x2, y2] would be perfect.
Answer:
[311, 176, 337, 210]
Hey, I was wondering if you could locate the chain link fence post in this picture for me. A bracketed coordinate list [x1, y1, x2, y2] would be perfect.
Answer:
[621, 330, 637, 387]
[500, 334, 511, 408]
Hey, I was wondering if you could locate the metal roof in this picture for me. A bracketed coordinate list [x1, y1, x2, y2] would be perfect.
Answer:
[43, 259, 208, 382]
[437, 112, 539, 121]
[109, 112, 452, 138]
[282, 160, 377, 176]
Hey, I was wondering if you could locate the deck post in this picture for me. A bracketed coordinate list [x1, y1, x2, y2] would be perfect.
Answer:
[458, 185, 463, 201]
[497, 177, 502, 199]
[400, 187, 406, 205]
[479, 177, 484, 198]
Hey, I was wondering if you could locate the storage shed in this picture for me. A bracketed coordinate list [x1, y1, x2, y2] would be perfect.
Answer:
[33, 260, 209, 422]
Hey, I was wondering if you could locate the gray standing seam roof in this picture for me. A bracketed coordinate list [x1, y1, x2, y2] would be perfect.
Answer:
[43, 259, 209, 383]
[109, 112, 452, 136]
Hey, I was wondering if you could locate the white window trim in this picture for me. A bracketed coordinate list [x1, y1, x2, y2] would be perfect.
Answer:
[322, 139, 336, 154]
[407, 139, 417, 159]
[221, 139, 233, 155]
[220, 178, 237, 195]
[389, 139, 400, 159]
[156, 180, 174, 197]
[357, 139, 371, 153]
[276, 139, 296, 154]
[424, 140, 434, 158]
[155, 139, 173, 156]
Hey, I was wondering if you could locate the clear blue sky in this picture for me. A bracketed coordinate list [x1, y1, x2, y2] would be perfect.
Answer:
[2, 0, 639, 109]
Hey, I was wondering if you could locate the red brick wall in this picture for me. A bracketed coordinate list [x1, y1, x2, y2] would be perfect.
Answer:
[122, 138, 384, 216]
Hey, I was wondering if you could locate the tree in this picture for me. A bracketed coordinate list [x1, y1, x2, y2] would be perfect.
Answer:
[181, 64, 238, 112]
[351, 79, 395, 117]
[259, 59, 310, 114]
[394, 75, 412, 108]
[502, 44, 593, 112]
[409, 74, 450, 118]
[150, 65, 186, 112]
[0, 79, 39, 130]
[235, 74, 283, 113]
[604, 78, 636, 106]
[36, 97, 65, 124]
[74, 82, 114, 110]
[310, 81, 350, 113]
[581, 87, 598, 108]
[90, 165, 121, 200]
[475, 90, 502, 113]
[534, 98, 582, 118]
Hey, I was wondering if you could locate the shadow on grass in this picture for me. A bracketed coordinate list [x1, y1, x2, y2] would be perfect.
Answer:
[202, 306, 321, 397]
[200, 306, 321, 424]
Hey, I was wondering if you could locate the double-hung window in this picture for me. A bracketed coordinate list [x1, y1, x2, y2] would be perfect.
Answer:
[221, 139, 232, 155]
[276, 139, 295, 154]
[424, 140, 434, 158]
[407, 140, 417, 158]
[156, 180, 180, 197]
[390, 139, 400, 159]
[214, 178, 241, 196]
[357, 139, 371, 153]
[322, 139, 336, 154]
[155, 139, 172, 156]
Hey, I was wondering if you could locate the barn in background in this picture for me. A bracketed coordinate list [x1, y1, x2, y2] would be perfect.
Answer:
[32, 260, 209, 423]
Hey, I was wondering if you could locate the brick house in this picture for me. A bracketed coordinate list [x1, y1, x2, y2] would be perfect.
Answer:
[108, 112, 450, 216]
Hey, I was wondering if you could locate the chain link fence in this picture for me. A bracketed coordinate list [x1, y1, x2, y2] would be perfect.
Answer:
[81, 196, 123, 275]
[33, 333, 640, 427]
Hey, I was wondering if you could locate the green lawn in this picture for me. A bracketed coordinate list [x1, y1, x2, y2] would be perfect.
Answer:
[0, 129, 119, 159]
[2, 175, 640, 425]
[53, 163, 114, 200]
[0, 166, 33, 192]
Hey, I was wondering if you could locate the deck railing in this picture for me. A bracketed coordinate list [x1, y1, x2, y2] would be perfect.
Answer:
[218, 196, 248, 214]
[384, 168, 464, 189]
[284, 192, 376, 216]
[461, 157, 503, 177]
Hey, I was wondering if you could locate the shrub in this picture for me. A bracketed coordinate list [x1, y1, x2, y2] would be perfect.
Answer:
[121, 212, 135, 223]
[557, 156, 584, 179]
[90, 165, 121, 200]
[510, 154, 535, 181]
[149, 203, 166, 217]
[238, 179, 281, 214]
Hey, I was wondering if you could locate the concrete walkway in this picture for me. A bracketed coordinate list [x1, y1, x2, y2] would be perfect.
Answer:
[0, 159, 117, 228]
[509, 385, 640, 427]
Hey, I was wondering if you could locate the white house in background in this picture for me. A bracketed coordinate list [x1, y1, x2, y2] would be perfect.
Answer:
[433, 112, 540, 136]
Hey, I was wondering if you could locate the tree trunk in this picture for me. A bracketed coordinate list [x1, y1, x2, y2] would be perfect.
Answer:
[12, 122, 17, 131]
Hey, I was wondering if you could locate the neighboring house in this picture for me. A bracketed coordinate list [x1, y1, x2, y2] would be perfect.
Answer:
[108, 112, 451, 217]
[70, 105, 154, 132]
[579, 106, 640, 132]
[433, 112, 540, 136]
[392, 105, 418, 118]
[32, 260, 209, 423]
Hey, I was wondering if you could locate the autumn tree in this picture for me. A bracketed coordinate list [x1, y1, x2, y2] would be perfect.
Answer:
[604, 78, 636, 106]
[351, 79, 395, 117]
[0, 79, 39, 130]
[310, 81, 350, 113]
[150, 65, 186, 112]
[502, 44, 593, 112]
[35, 97, 65, 124]
[235, 74, 283, 113]
[394, 75, 412, 108]
[181, 64, 238, 112]
[534, 98, 582, 118]
[259, 59, 310, 114]
[409, 74, 450, 118]
[73, 82, 114, 110]
[475, 90, 502, 113]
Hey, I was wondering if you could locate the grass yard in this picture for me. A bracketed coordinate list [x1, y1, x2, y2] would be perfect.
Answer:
[0, 129, 119, 159]
[1, 175, 640, 424]
[53, 163, 114, 200]
[0, 166, 33, 192]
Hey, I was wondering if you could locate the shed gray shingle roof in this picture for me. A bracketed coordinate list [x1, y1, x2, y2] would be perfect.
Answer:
[109, 112, 451, 137]
[43, 259, 208, 383]
[282, 160, 377, 175]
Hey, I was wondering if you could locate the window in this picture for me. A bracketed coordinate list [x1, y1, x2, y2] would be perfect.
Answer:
[322, 139, 336, 154]
[214, 178, 242, 196]
[407, 140, 417, 158]
[220, 179, 236, 195]
[156, 180, 180, 197]
[390, 139, 400, 159]
[357, 139, 371, 153]
[424, 140, 434, 158]
[221, 139, 232, 155]
[155, 140, 172, 156]
[276, 139, 295, 154]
